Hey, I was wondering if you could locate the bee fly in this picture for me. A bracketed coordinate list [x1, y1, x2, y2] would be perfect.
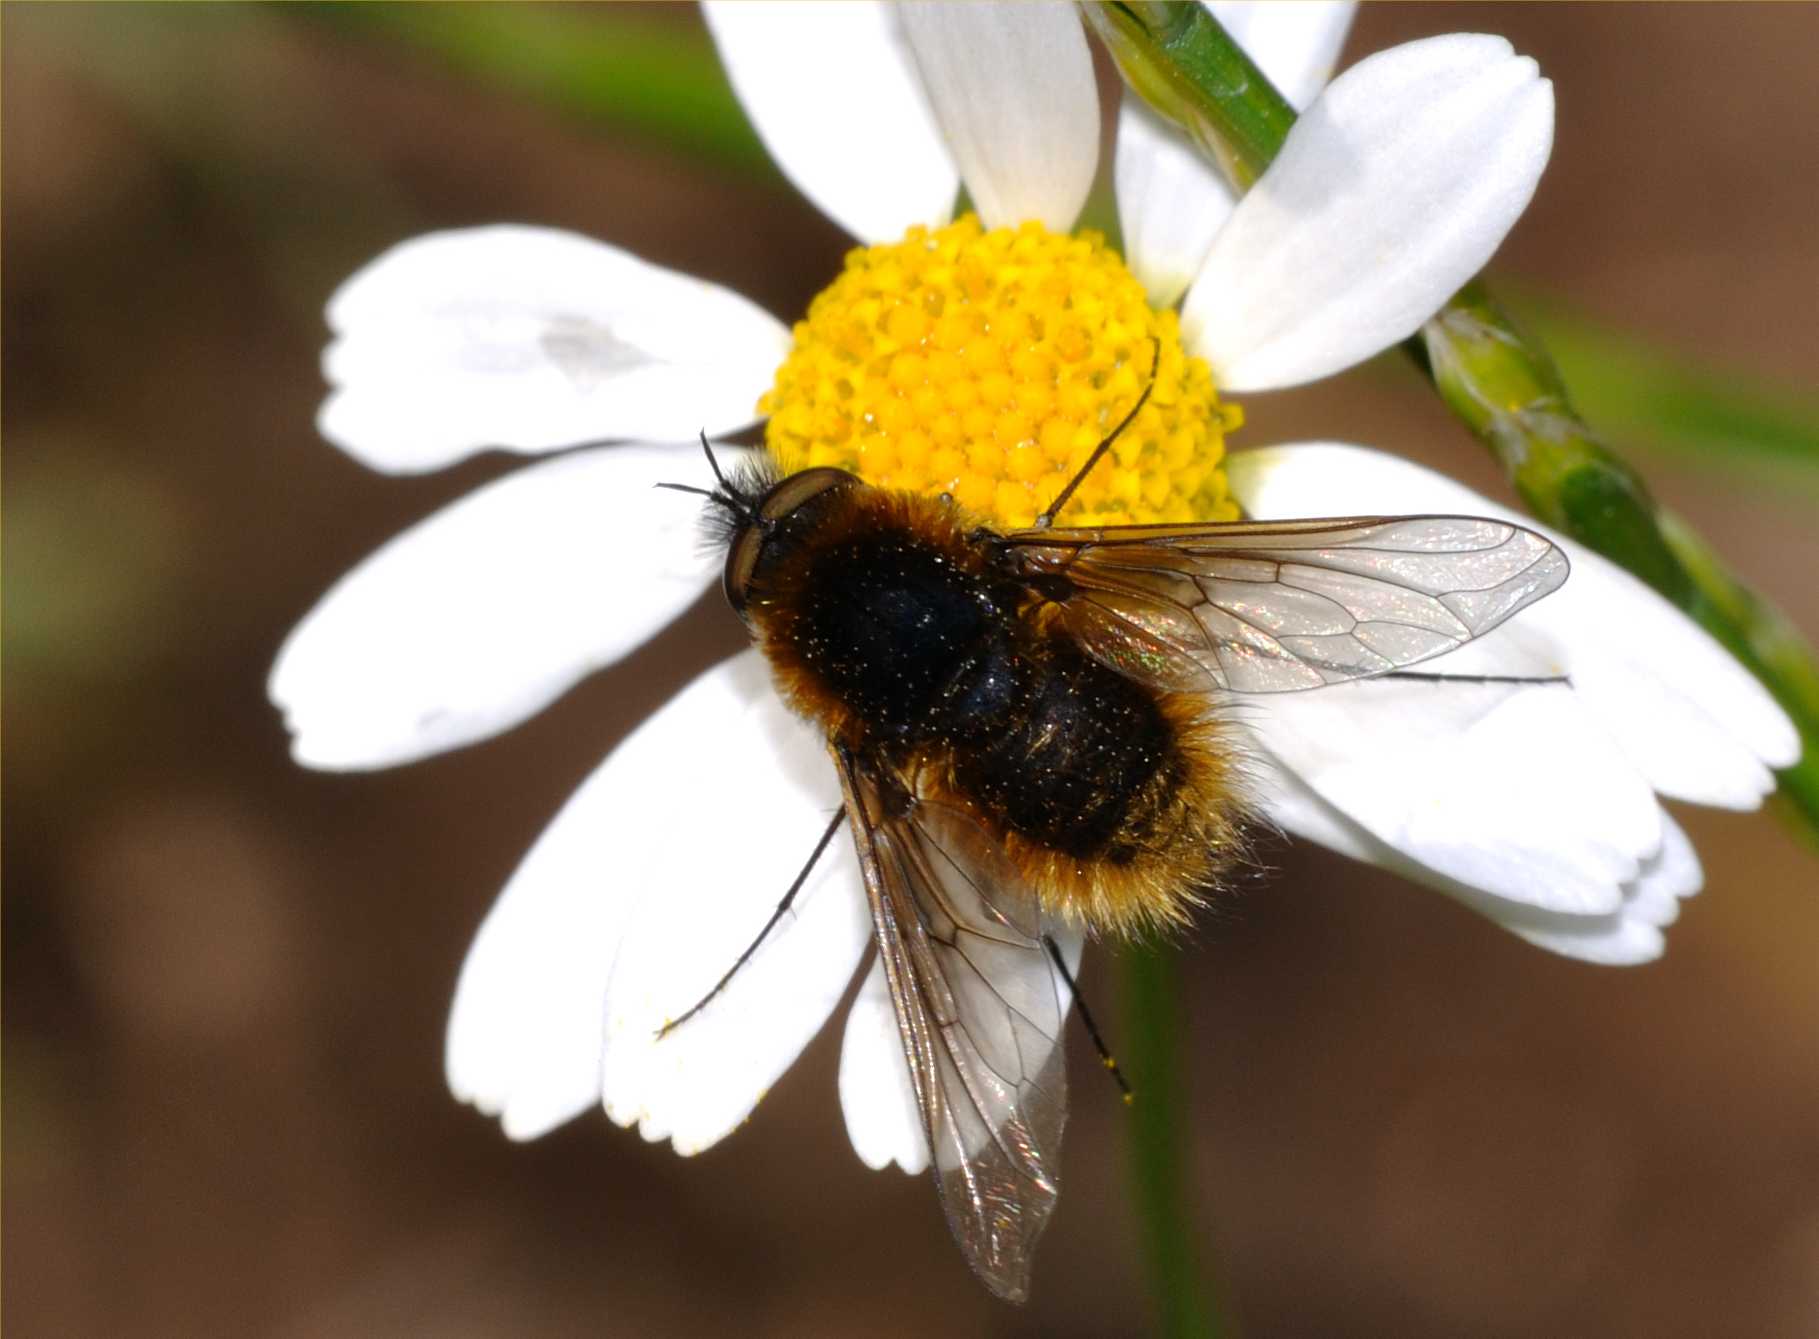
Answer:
[659, 349, 1569, 1301]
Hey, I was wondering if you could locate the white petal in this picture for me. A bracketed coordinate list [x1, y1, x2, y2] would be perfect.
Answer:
[1229, 443, 1800, 805]
[840, 956, 931, 1175]
[703, 1, 958, 243]
[319, 226, 789, 472]
[1227, 439, 1511, 520]
[444, 660, 777, 1140]
[1115, 101, 1237, 310]
[1116, 2, 1356, 308]
[900, 2, 1099, 232]
[1540, 585, 1788, 808]
[444, 759, 629, 1142]
[1184, 34, 1553, 391]
[1489, 818, 1700, 965]
[271, 443, 744, 771]
[1623, 811, 1701, 929]
[599, 652, 869, 1157]
[1262, 765, 1674, 966]
[1207, 1, 1356, 111]
[1249, 671, 1660, 915]
[1481, 887, 1668, 965]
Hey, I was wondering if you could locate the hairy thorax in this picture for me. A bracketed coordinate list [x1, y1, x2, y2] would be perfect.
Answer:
[742, 487, 1244, 936]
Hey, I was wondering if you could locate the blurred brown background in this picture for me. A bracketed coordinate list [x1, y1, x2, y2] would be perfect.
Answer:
[6, 4, 1818, 1336]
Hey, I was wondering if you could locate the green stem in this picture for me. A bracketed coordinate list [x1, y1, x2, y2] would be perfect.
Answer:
[1085, 0, 1819, 838]
[1657, 515, 1819, 845]
[1119, 944, 1229, 1338]
[1422, 287, 1819, 826]
[1420, 282, 1693, 600]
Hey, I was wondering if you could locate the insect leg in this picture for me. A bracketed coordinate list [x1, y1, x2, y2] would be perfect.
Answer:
[656, 811, 845, 1040]
[1042, 936, 1133, 1104]
[1380, 671, 1572, 687]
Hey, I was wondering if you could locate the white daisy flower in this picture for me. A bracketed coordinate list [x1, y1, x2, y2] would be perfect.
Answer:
[271, 0, 1796, 1206]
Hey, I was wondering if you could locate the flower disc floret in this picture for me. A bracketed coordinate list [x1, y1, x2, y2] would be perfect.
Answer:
[761, 215, 1242, 527]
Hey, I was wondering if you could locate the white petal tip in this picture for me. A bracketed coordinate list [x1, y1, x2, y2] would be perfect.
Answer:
[1760, 716, 1804, 772]
[1511, 915, 1667, 967]
[445, 1075, 576, 1143]
[1187, 32, 1556, 390]
[605, 1102, 674, 1149]
[847, 1137, 929, 1176]
[1610, 928, 1666, 966]
[499, 1107, 566, 1144]
[278, 717, 429, 773]
[850, 1147, 892, 1173]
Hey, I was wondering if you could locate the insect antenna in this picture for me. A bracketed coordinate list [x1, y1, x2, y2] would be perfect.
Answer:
[1034, 338, 1163, 529]
[697, 429, 740, 496]
[1043, 936, 1133, 1104]
[656, 812, 846, 1040]
[656, 431, 766, 536]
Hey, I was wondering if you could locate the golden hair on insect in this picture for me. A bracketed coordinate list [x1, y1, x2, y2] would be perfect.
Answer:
[723, 472, 1251, 937]
[667, 350, 1568, 1299]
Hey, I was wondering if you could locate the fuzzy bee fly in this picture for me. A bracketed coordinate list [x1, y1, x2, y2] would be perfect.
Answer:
[660, 355, 1569, 1300]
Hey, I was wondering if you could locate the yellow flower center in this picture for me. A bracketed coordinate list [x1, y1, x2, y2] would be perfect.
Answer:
[760, 215, 1242, 528]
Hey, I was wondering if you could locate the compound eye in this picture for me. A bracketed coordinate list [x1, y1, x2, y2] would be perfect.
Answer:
[722, 467, 858, 615]
[757, 467, 856, 523]
[723, 525, 762, 614]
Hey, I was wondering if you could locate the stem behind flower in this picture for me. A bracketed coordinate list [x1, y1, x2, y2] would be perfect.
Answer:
[1119, 944, 1231, 1339]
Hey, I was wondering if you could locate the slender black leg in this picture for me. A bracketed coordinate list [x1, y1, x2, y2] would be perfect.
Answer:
[1380, 671, 1571, 687]
[657, 812, 846, 1040]
[1044, 936, 1133, 1104]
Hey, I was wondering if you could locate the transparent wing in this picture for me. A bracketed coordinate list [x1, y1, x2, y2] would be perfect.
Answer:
[1002, 514, 1569, 693]
[829, 743, 1070, 1305]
